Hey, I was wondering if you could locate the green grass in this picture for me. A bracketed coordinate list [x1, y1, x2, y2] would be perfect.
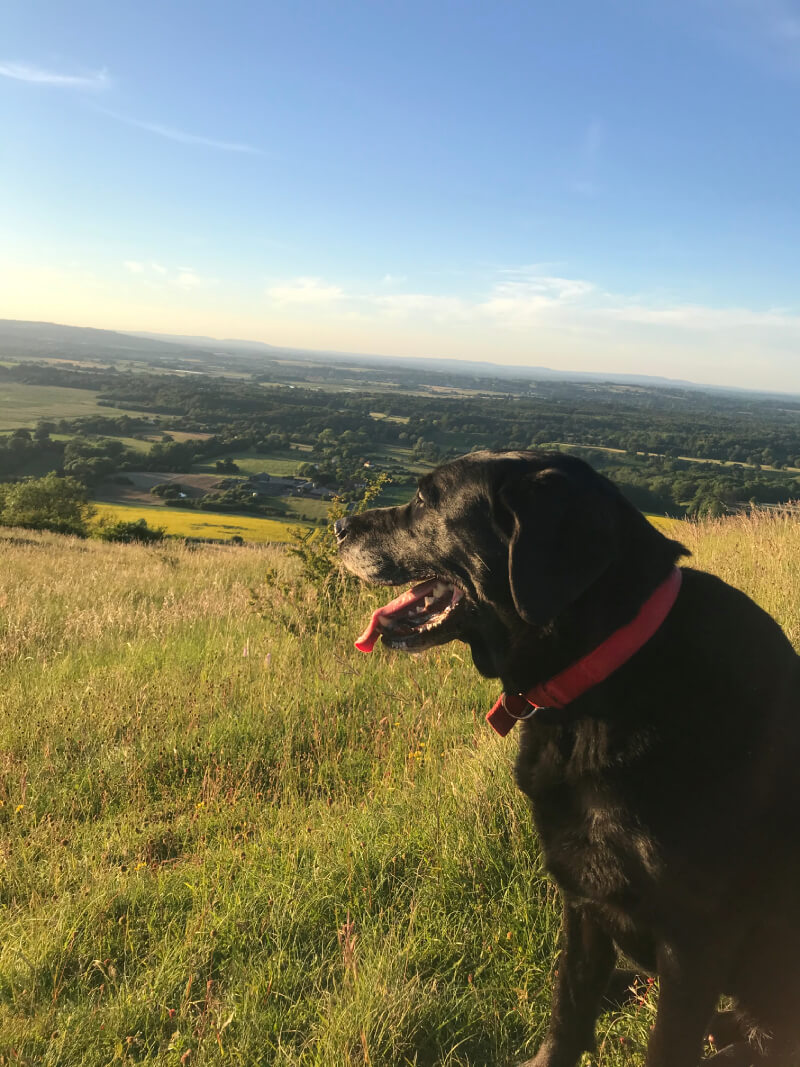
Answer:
[0, 382, 128, 430]
[192, 449, 311, 478]
[0, 512, 797, 1065]
[92, 501, 302, 542]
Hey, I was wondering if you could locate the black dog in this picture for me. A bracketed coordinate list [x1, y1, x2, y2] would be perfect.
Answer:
[337, 450, 800, 1067]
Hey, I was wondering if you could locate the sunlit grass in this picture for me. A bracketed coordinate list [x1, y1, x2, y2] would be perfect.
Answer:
[192, 449, 311, 477]
[0, 512, 796, 1065]
[0, 382, 127, 430]
[92, 501, 301, 542]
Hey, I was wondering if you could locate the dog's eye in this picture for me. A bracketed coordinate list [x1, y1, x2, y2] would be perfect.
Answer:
[414, 492, 426, 508]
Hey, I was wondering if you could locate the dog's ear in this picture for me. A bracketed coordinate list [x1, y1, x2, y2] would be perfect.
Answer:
[495, 467, 617, 625]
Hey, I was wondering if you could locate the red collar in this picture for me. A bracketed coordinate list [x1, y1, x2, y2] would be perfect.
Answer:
[487, 567, 683, 736]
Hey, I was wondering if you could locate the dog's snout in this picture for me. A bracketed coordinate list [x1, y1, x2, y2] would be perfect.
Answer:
[333, 517, 349, 543]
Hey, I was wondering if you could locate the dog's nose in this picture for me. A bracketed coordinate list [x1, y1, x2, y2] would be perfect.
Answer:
[333, 517, 349, 543]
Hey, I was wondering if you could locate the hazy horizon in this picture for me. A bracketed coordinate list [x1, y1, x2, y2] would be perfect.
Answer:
[3, 1, 800, 393]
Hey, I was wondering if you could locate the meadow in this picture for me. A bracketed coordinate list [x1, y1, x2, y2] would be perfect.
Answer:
[0, 382, 120, 431]
[0, 511, 797, 1065]
[192, 449, 313, 479]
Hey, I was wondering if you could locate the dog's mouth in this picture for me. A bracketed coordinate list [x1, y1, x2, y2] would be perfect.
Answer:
[355, 578, 466, 654]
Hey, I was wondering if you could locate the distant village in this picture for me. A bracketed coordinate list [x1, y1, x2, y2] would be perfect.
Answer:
[214, 471, 337, 500]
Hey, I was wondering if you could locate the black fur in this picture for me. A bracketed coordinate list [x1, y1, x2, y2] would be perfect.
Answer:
[338, 450, 800, 1066]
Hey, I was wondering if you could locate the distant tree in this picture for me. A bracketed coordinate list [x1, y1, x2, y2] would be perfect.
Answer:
[0, 472, 94, 536]
[215, 458, 240, 473]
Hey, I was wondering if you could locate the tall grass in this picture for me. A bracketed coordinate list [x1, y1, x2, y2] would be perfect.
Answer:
[0, 512, 796, 1066]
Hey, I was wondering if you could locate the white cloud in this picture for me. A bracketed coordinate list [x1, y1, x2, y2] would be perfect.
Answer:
[373, 292, 469, 321]
[601, 301, 800, 331]
[266, 277, 345, 304]
[0, 61, 109, 90]
[99, 109, 262, 154]
[257, 266, 800, 388]
[175, 270, 205, 291]
[123, 260, 214, 290]
[479, 272, 597, 323]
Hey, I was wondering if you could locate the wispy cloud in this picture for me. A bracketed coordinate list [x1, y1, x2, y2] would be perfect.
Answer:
[479, 271, 597, 323]
[261, 266, 800, 344]
[0, 61, 110, 90]
[123, 260, 215, 290]
[266, 277, 345, 304]
[571, 118, 605, 197]
[704, 0, 800, 76]
[175, 269, 206, 291]
[102, 109, 262, 154]
[373, 292, 469, 321]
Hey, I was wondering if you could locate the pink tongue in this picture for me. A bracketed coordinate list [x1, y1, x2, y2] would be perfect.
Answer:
[355, 580, 439, 653]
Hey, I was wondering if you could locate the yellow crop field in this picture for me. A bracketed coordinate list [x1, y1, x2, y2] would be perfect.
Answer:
[647, 513, 686, 535]
[92, 501, 303, 542]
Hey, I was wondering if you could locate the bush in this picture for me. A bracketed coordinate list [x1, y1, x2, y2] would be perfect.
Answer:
[94, 517, 166, 543]
[287, 473, 389, 590]
[0, 472, 94, 536]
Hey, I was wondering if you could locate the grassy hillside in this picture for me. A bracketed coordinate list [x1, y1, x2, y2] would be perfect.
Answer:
[0, 513, 797, 1066]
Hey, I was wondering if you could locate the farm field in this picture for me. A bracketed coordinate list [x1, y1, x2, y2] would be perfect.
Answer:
[192, 447, 312, 478]
[0, 511, 796, 1065]
[0, 381, 127, 430]
[92, 501, 300, 542]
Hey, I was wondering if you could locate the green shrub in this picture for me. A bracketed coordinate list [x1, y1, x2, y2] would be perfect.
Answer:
[0, 471, 94, 536]
[287, 473, 389, 590]
[94, 517, 166, 544]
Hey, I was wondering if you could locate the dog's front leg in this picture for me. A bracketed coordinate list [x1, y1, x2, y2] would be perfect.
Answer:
[521, 901, 616, 1067]
[644, 941, 724, 1067]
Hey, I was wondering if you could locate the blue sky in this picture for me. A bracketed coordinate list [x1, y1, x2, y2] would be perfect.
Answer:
[2, 0, 800, 391]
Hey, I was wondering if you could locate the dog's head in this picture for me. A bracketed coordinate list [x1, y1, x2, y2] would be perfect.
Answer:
[337, 450, 687, 685]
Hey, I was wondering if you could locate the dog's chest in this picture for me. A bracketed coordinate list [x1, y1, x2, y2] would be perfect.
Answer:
[515, 731, 661, 904]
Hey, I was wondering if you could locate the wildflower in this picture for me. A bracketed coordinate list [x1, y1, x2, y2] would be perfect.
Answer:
[15, 804, 23, 813]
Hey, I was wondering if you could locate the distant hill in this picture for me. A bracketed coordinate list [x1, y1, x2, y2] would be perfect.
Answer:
[126, 327, 702, 389]
[0, 319, 212, 363]
[1, 318, 797, 398]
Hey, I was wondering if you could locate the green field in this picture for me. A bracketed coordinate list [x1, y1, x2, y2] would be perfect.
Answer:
[192, 448, 313, 478]
[0, 513, 797, 1064]
[93, 501, 301, 542]
[0, 382, 127, 430]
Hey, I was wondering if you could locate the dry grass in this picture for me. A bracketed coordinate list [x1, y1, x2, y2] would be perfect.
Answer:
[680, 508, 800, 648]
